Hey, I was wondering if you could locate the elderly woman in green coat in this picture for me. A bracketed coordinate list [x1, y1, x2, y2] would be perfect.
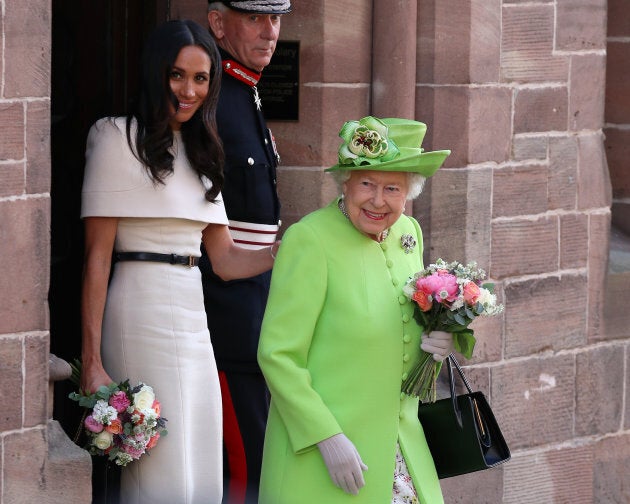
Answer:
[257, 116, 454, 503]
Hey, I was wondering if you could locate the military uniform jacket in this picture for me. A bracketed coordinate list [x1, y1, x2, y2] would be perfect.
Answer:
[200, 49, 281, 372]
[257, 200, 443, 504]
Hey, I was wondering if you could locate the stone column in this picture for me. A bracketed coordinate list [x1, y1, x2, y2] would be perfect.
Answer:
[371, 0, 417, 119]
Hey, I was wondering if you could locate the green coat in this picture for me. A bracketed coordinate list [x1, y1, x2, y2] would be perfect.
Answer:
[258, 200, 443, 504]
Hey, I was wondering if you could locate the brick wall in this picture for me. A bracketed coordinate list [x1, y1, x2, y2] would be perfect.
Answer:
[414, 1, 627, 503]
[273, 1, 627, 502]
[0, 0, 53, 500]
[0, 1, 90, 502]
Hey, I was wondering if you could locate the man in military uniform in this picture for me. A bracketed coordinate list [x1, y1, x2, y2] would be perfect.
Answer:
[202, 1, 291, 503]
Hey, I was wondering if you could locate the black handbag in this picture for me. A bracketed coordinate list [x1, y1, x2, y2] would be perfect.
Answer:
[417, 354, 511, 479]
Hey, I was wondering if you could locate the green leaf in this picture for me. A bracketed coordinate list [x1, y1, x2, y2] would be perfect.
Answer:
[442, 320, 466, 332]
[69, 358, 82, 388]
[481, 282, 495, 293]
[78, 396, 97, 408]
[452, 330, 476, 359]
[453, 312, 467, 325]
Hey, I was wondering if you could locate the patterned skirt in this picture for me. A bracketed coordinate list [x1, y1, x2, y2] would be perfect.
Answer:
[392, 444, 420, 504]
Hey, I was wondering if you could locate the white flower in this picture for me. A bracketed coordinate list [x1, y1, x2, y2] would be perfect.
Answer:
[402, 281, 416, 299]
[450, 298, 464, 311]
[478, 288, 503, 315]
[133, 384, 155, 411]
[141, 410, 158, 429]
[92, 399, 118, 424]
[93, 430, 114, 450]
[115, 452, 133, 466]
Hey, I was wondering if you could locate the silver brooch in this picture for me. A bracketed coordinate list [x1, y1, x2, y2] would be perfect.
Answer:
[400, 234, 416, 254]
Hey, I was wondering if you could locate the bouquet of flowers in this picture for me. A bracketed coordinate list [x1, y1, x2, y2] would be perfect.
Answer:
[69, 363, 168, 466]
[402, 258, 504, 403]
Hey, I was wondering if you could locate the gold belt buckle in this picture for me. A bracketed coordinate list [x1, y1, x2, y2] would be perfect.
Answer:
[188, 256, 195, 268]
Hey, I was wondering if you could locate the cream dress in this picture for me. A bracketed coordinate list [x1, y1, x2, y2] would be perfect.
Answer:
[81, 118, 227, 504]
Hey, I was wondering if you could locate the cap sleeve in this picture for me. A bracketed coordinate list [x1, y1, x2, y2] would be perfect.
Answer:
[80, 117, 228, 225]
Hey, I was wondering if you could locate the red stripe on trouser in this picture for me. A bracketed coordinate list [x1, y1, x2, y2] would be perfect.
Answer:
[218, 371, 247, 504]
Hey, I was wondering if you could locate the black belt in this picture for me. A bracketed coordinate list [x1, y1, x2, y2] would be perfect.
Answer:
[115, 252, 199, 267]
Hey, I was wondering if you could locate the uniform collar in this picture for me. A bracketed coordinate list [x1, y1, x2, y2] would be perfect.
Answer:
[222, 58, 261, 87]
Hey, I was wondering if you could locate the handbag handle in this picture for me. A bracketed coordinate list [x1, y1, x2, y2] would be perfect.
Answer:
[445, 354, 474, 428]
[445, 354, 491, 447]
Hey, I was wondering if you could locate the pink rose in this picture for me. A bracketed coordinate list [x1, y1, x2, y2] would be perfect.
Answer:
[416, 272, 459, 303]
[122, 443, 145, 459]
[85, 415, 104, 433]
[416, 273, 437, 294]
[109, 391, 131, 413]
[462, 281, 481, 305]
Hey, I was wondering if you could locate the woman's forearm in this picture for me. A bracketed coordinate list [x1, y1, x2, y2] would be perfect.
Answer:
[80, 217, 118, 392]
[202, 223, 277, 281]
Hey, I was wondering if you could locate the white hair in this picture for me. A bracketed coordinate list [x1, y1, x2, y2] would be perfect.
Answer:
[329, 170, 426, 200]
[208, 2, 228, 13]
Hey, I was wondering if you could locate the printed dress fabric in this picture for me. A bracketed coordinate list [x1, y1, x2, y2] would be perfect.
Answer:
[393, 444, 420, 504]
[81, 118, 228, 504]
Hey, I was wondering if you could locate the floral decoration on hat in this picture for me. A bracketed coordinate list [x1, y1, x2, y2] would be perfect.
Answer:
[338, 117, 399, 168]
[326, 116, 451, 177]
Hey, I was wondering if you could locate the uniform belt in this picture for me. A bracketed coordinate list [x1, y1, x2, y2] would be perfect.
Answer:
[228, 219, 280, 249]
[115, 252, 199, 267]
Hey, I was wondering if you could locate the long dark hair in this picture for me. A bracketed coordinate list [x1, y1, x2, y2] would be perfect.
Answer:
[126, 19, 224, 202]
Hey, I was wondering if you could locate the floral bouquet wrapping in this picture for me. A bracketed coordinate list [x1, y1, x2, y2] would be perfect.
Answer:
[402, 258, 504, 403]
[69, 367, 168, 466]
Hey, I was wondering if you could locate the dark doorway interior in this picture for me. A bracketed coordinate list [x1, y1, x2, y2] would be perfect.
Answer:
[50, 1, 167, 501]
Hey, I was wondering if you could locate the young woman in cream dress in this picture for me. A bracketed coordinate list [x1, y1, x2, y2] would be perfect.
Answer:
[80, 20, 278, 504]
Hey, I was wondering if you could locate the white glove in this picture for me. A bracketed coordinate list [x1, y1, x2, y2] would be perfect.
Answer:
[421, 330, 454, 362]
[317, 433, 368, 495]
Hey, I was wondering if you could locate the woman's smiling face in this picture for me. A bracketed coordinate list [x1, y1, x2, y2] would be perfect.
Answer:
[342, 170, 409, 240]
[168, 45, 211, 130]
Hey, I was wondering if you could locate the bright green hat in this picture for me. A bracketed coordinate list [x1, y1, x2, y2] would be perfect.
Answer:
[325, 116, 450, 177]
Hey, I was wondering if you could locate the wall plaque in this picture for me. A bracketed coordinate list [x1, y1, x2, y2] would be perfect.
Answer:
[258, 40, 299, 121]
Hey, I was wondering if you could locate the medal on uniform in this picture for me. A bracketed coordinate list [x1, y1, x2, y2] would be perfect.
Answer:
[253, 86, 262, 110]
[269, 128, 280, 164]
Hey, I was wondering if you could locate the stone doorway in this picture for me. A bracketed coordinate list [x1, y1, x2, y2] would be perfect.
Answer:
[49, 1, 168, 501]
